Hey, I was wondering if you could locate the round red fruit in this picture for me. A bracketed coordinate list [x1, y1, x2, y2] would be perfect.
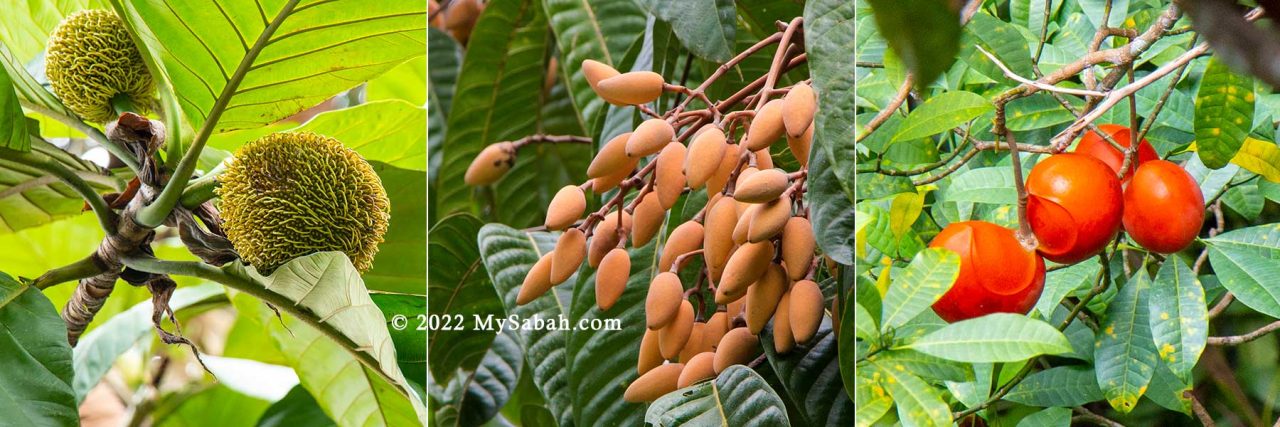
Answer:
[1026, 153, 1124, 264]
[1073, 124, 1158, 181]
[930, 221, 1046, 323]
[1123, 160, 1204, 254]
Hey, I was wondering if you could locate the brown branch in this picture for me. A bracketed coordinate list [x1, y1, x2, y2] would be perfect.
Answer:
[1208, 321, 1280, 346]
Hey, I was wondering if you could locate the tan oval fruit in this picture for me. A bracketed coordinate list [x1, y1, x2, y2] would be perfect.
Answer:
[706, 144, 743, 195]
[685, 126, 727, 188]
[551, 228, 586, 284]
[678, 352, 717, 388]
[590, 211, 632, 267]
[638, 328, 663, 375]
[734, 168, 789, 203]
[732, 204, 755, 245]
[714, 328, 760, 373]
[596, 248, 631, 311]
[755, 149, 774, 169]
[679, 322, 707, 363]
[774, 291, 795, 353]
[782, 83, 817, 138]
[790, 279, 824, 344]
[717, 241, 774, 303]
[781, 217, 815, 280]
[627, 119, 676, 158]
[517, 253, 554, 305]
[659, 221, 705, 272]
[746, 263, 789, 334]
[749, 195, 792, 243]
[624, 363, 683, 403]
[590, 159, 636, 193]
[745, 99, 785, 151]
[582, 59, 620, 91]
[787, 122, 813, 168]
[464, 142, 516, 185]
[734, 167, 759, 191]
[546, 185, 586, 230]
[656, 142, 688, 209]
[597, 71, 665, 106]
[646, 272, 684, 329]
[659, 300, 695, 359]
[703, 312, 729, 351]
[588, 132, 631, 178]
[631, 193, 665, 247]
[703, 197, 738, 283]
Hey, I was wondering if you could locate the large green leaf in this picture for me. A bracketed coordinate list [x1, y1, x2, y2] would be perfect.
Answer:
[371, 293, 427, 391]
[477, 224, 573, 426]
[153, 385, 271, 427]
[116, 0, 426, 134]
[1004, 366, 1104, 407]
[893, 91, 992, 143]
[436, 333, 523, 427]
[880, 248, 960, 331]
[0, 0, 106, 63]
[72, 283, 226, 401]
[762, 325, 855, 426]
[865, 0, 961, 89]
[367, 55, 426, 106]
[962, 11, 1034, 83]
[938, 167, 1017, 205]
[434, 0, 548, 218]
[806, 0, 856, 189]
[1206, 244, 1280, 319]
[638, 0, 735, 62]
[644, 365, 791, 426]
[364, 163, 429, 295]
[256, 385, 337, 427]
[1147, 257, 1207, 382]
[222, 252, 425, 425]
[0, 63, 27, 152]
[866, 358, 951, 427]
[1204, 223, 1280, 259]
[0, 140, 122, 234]
[0, 272, 77, 426]
[808, 136, 855, 265]
[542, 0, 646, 131]
[1094, 271, 1157, 413]
[428, 214, 500, 382]
[1194, 57, 1255, 169]
[904, 313, 1072, 363]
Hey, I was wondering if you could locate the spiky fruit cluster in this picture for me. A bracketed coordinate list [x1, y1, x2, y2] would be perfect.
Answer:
[496, 58, 827, 402]
[46, 10, 155, 124]
[218, 132, 390, 274]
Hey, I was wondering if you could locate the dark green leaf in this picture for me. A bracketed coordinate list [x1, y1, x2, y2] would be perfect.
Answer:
[256, 385, 337, 427]
[1095, 271, 1157, 413]
[644, 365, 791, 426]
[866, 0, 961, 88]
[1005, 366, 1104, 407]
[542, 0, 647, 130]
[1147, 257, 1207, 382]
[0, 63, 27, 152]
[428, 214, 501, 382]
[762, 325, 855, 425]
[639, 0, 735, 62]
[0, 272, 77, 426]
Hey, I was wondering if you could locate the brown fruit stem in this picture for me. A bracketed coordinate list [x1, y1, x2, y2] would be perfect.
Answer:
[669, 249, 706, 274]
[992, 104, 1038, 251]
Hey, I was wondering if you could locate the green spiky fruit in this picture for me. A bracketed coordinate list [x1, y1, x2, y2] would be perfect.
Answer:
[217, 132, 390, 274]
[46, 9, 155, 124]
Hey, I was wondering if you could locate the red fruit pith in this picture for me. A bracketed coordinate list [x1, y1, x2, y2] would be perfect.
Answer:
[1123, 160, 1205, 254]
[1073, 124, 1158, 181]
[1026, 153, 1124, 264]
[930, 221, 1046, 322]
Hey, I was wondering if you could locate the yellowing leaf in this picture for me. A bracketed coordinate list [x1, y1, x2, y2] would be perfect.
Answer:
[1231, 137, 1280, 182]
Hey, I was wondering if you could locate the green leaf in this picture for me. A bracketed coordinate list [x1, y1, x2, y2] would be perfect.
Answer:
[0, 63, 28, 152]
[1148, 257, 1207, 382]
[806, 0, 856, 188]
[227, 252, 425, 425]
[865, 0, 961, 89]
[842, 288, 862, 402]
[854, 301, 878, 341]
[809, 137, 856, 265]
[904, 313, 1072, 363]
[854, 367, 893, 427]
[867, 359, 951, 427]
[117, 0, 426, 134]
[1222, 184, 1264, 221]
[889, 191, 924, 237]
[866, 349, 970, 384]
[644, 365, 790, 426]
[477, 224, 572, 426]
[1206, 245, 1280, 319]
[962, 12, 1034, 83]
[939, 167, 1017, 205]
[1184, 155, 1239, 205]
[1194, 57, 1255, 169]
[428, 214, 500, 382]
[542, 0, 646, 130]
[1095, 271, 1157, 413]
[0, 140, 122, 234]
[367, 55, 426, 106]
[1004, 366, 1104, 407]
[365, 163, 428, 294]
[893, 91, 991, 142]
[437, 333, 523, 427]
[371, 293, 427, 391]
[1006, 93, 1078, 131]
[0, 272, 77, 426]
[435, 0, 550, 217]
[638, 0, 735, 62]
[1016, 407, 1071, 427]
[154, 385, 271, 427]
[72, 283, 225, 401]
[0, 1, 105, 64]
[762, 326, 855, 425]
[257, 385, 337, 427]
[1205, 223, 1280, 259]
[1036, 261, 1100, 318]
[1145, 361, 1193, 414]
[880, 248, 960, 331]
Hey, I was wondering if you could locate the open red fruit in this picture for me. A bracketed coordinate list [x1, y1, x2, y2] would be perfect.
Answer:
[930, 221, 1046, 322]
[1073, 124, 1158, 181]
[1026, 153, 1124, 265]
[1123, 160, 1205, 254]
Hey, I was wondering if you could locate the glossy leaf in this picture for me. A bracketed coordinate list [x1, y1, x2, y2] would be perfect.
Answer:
[1230, 137, 1280, 182]
[865, 0, 961, 89]
[762, 325, 855, 426]
[438, 333, 523, 427]
[880, 248, 960, 331]
[808, 135, 856, 265]
[1148, 257, 1207, 382]
[542, 0, 646, 130]
[806, 0, 856, 186]
[1095, 271, 1157, 413]
[904, 313, 1072, 363]
[428, 214, 501, 382]
[1005, 366, 1104, 407]
[938, 167, 1016, 205]
[867, 358, 951, 427]
[893, 91, 991, 142]
[1016, 407, 1071, 427]
[638, 0, 734, 62]
[0, 272, 77, 426]
[644, 365, 790, 426]
[0, 64, 26, 152]
[256, 385, 337, 427]
[1194, 57, 1255, 169]
[1206, 244, 1280, 319]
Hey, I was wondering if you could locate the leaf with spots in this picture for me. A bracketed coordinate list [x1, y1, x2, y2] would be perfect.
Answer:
[903, 313, 1072, 363]
[1147, 257, 1207, 383]
[880, 248, 960, 331]
[1194, 57, 1255, 169]
[866, 359, 951, 427]
[1094, 271, 1158, 413]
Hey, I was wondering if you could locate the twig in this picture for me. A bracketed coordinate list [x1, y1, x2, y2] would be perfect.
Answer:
[977, 46, 1107, 97]
[1208, 321, 1280, 346]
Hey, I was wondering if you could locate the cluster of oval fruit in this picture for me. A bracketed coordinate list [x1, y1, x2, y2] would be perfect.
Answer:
[931, 124, 1206, 322]
[468, 58, 827, 402]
